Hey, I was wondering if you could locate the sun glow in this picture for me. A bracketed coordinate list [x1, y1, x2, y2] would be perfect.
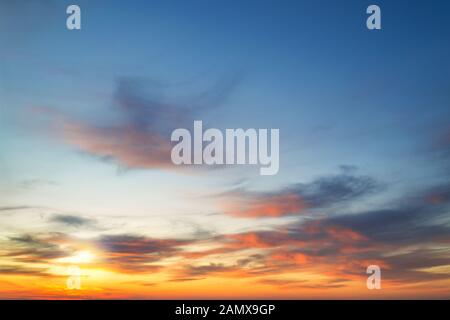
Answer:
[57, 251, 95, 264]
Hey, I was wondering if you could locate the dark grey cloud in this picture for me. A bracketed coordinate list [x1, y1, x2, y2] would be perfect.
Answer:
[380, 249, 450, 283]
[178, 263, 238, 278]
[97, 234, 194, 273]
[223, 170, 383, 217]
[18, 179, 58, 190]
[0, 265, 53, 278]
[113, 74, 241, 133]
[326, 183, 450, 244]
[113, 77, 187, 135]
[49, 214, 94, 227]
[98, 234, 191, 254]
[289, 172, 382, 208]
[258, 277, 349, 289]
[0, 206, 31, 212]
[5, 233, 72, 262]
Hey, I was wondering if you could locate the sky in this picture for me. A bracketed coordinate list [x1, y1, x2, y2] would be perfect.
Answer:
[0, 0, 450, 299]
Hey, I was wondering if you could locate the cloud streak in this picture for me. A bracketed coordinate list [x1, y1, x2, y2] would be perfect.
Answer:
[49, 214, 95, 227]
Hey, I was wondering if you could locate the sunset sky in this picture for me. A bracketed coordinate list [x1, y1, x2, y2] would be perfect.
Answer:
[1, 0, 450, 299]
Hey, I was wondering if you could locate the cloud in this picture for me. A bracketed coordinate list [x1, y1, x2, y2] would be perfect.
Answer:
[98, 234, 192, 254]
[97, 234, 194, 272]
[1, 180, 448, 291]
[257, 278, 349, 289]
[172, 219, 375, 282]
[18, 179, 58, 190]
[326, 183, 450, 245]
[290, 172, 382, 208]
[35, 75, 240, 171]
[222, 171, 382, 218]
[0, 206, 32, 212]
[0, 265, 54, 278]
[54, 112, 174, 169]
[4, 233, 74, 263]
[224, 192, 305, 218]
[176, 182, 450, 285]
[49, 214, 95, 227]
[178, 263, 238, 278]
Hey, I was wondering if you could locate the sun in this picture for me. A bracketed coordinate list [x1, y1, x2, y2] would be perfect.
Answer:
[58, 250, 95, 264]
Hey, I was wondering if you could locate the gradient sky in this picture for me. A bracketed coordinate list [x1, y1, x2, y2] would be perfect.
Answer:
[1, 0, 450, 299]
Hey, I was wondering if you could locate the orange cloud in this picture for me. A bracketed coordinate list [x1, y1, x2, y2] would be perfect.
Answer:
[223, 193, 305, 218]
[60, 120, 173, 169]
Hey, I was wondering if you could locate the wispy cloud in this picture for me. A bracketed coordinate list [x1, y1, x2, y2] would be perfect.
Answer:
[49, 214, 95, 228]
[0, 206, 32, 212]
[34, 75, 240, 171]
[4, 233, 74, 263]
[96, 234, 195, 273]
[0, 265, 54, 278]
